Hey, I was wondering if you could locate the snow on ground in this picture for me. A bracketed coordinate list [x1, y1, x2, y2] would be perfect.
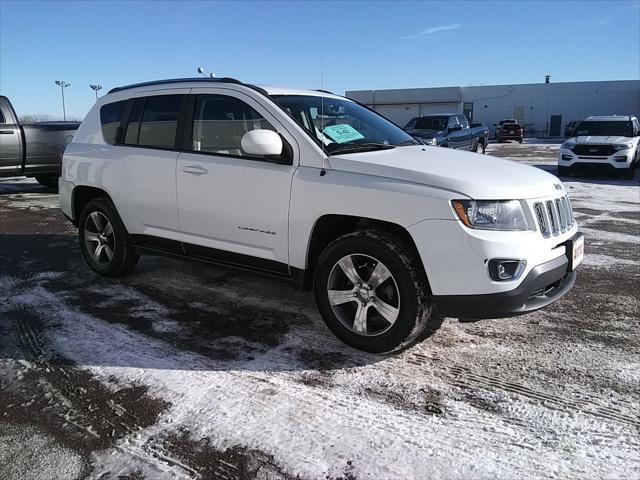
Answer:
[1, 150, 639, 479]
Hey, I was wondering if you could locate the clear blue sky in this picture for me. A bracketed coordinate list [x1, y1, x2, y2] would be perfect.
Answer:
[1, 0, 638, 120]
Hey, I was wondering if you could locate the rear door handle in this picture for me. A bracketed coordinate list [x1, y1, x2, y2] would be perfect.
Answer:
[182, 165, 208, 175]
[0, 130, 15, 134]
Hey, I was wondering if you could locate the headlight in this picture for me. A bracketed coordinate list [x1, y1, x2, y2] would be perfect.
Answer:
[561, 141, 576, 150]
[612, 143, 632, 151]
[452, 200, 530, 231]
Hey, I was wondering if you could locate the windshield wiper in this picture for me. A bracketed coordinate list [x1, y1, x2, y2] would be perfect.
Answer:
[329, 143, 396, 155]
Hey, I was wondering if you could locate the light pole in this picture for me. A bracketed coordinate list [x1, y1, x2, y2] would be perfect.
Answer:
[90, 84, 102, 99]
[54, 80, 70, 121]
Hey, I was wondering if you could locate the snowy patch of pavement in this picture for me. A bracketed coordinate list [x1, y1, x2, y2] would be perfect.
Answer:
[1, 161, 639, 480]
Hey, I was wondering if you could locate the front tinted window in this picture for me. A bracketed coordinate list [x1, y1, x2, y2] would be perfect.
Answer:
[574, 121, 633, 137]
[191, 95, 276, 158]
[137, 95, 182, 148]
[272, 95, 418, 154]
[100, 100, 127, 144]
[415, 116, 447, 130]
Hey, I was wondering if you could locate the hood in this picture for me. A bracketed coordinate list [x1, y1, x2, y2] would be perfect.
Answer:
[573, 135, 633, 144]
[404, 128, 445, 139]
[328, 145, 562, 199]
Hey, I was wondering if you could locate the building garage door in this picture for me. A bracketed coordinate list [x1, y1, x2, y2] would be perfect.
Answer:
[374, 104, 419, 127]
[419, 103, 459, 115]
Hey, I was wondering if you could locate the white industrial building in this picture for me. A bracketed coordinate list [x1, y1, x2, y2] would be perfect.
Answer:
[346, 80, 640, 137]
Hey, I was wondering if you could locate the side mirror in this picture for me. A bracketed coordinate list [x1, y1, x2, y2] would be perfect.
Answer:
[241, 129, 283, 156]
[448, 125, 462, 132]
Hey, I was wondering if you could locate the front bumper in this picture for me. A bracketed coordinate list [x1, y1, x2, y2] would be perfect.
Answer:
[433, 254, 575, 319]
[558, 148, 632, 169]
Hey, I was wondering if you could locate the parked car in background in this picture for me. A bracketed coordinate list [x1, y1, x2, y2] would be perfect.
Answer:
[558, 115, 639, 179]
[564, 121, 578, 138]
[0, 96, 79, 187]
[404, 114, 487, 153]
[60, 77, 581, 353]
[494, 119, 523, 143]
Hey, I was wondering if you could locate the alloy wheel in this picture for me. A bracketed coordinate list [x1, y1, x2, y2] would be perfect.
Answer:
[84, 211, 115, 265]
[327, 254, 400, 337]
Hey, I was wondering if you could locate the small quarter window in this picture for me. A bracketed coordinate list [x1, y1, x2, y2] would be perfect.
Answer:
[100, 100, 127, 144]
[191, 94, 276, 158]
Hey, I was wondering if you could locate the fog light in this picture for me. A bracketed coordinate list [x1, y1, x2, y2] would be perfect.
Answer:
[488, 259, 526, 281]
[614, 155, 628, 162]
[562, 154, 573, 160]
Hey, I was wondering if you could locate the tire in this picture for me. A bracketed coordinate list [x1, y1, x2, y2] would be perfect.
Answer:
[518, 138, 523, 144]
[474, 139, 486, 154]
[314, 230, 432, 353]
[557, 166, 571, 176]
[35, 175, 59, 189]
[620, 166, 635, 180]
[78, 198, 139, 277]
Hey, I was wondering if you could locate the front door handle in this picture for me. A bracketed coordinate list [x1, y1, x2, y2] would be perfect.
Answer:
[0, 130, 15, 134]
[182, 165, 208, 175]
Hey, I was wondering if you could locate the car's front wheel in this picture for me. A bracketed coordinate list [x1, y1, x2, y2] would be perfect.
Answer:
[557, 166, 571, 176]
[314, 230, 432, 353]
[474, 140, 486, 154]
[78, 199, 139, 277]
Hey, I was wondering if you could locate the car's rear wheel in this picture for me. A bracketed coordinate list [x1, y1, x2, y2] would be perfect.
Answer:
[474, 140, 485, 154]
[35, 175, 59, 189]
[79, 199, 139, 277]
[314, 230, 432, 353]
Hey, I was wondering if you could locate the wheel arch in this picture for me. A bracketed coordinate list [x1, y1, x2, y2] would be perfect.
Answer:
[71, 185, 113, 226]
[301, 214, 429, 291]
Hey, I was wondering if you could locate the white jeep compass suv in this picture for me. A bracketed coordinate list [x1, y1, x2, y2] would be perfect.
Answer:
[558, 115, 640, 179]
[60, 78, 583, 353]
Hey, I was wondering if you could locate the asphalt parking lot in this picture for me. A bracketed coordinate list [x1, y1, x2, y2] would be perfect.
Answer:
[1, 141, 638, 480]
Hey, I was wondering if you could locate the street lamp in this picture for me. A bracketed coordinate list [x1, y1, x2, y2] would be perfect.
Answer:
[54, 80, 70, 121]
[90, 84, 102, 99]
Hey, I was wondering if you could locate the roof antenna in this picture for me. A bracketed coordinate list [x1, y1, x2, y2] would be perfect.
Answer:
[319, 18, 326, 177]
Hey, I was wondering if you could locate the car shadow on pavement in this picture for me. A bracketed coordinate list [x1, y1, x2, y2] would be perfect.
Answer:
[0, 179, 56, 195]
[0, 234, 445, 374]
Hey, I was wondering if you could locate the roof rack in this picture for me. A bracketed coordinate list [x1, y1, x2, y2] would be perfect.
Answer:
[107, 77, 268, 97]
[314, 89, 334, 95]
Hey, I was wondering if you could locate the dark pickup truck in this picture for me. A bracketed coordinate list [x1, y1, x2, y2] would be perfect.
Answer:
[0, 96, 80, 188]
[404, 113, 487, 153]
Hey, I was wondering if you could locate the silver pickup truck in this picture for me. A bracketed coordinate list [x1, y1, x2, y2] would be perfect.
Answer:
[0, 96, 80, 188]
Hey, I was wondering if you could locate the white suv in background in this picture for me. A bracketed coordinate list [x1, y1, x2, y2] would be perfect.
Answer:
[558, 115, 640, 178]
[60, 78, 583, 353]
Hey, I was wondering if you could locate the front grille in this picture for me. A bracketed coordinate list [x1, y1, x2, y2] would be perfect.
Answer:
[533, 195, 574, 238]
[572, 144, 615, 156]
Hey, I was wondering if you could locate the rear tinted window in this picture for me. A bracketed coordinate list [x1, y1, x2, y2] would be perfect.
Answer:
[100, 100, 127, 144]
[415, 116, 447, 130]
[138, 95, 183, 148]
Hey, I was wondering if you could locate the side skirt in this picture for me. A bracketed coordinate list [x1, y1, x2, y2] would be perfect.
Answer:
[130, 234, 308, 290]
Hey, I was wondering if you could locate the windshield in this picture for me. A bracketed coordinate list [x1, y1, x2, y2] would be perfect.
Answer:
[271, 95, 419, 154]
[414, 116, 448, 131]
[573, 121, 632, 137]
[500, 120, 517, 125]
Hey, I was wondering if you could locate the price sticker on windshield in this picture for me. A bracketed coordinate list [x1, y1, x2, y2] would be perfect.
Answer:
[323, 124, 365, 144]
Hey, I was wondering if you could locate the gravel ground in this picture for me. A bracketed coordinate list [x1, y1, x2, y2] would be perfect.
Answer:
[1, 141, 638, 479]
